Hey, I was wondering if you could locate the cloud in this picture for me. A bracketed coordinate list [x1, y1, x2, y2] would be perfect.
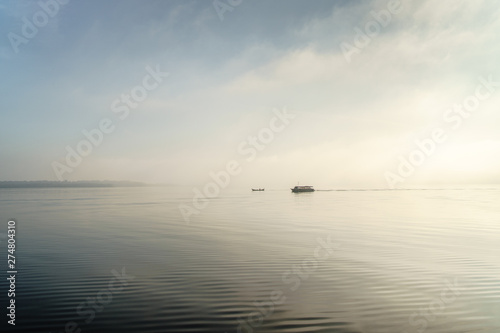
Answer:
[2, 0, 500, 187]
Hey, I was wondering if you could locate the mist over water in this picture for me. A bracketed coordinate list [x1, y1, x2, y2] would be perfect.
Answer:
[3, 1, 500, 332]
[0, 186, 499, 332]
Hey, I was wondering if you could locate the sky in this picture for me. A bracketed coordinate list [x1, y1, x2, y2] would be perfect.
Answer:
[1, 0, 500, 189]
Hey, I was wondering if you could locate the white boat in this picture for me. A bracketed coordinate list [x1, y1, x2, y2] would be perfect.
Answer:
[291, 185, 315, 193]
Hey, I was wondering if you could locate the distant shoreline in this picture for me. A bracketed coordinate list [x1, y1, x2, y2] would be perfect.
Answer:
[0, 181, 149, 188]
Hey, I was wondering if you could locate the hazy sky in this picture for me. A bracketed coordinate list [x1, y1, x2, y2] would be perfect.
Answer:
[1, 0, 500, 188]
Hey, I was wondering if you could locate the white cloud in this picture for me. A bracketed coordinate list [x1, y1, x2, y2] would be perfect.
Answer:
[4, 0, 500, 187]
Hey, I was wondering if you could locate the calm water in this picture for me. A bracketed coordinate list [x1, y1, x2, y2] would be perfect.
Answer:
[0, 187, 499, 332]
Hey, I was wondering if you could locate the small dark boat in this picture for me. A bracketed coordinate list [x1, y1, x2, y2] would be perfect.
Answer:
[291, 185, 315, 193]
[252, 188, 265, 191]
